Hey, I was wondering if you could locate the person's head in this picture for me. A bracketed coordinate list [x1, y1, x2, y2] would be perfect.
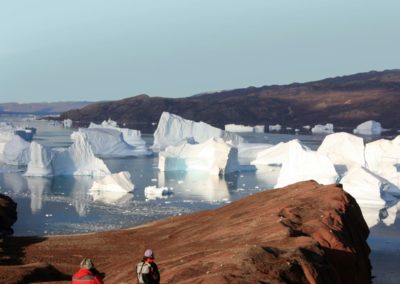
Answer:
[80, 258, 94, 270]
[144, 249, 154, 259]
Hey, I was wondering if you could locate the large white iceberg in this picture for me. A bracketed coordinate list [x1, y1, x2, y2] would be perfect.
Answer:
[237, 143, 274, 164]
[89, 171, 134, 192]
[158, 138, 239, 175]
[0, 134, 30, 165]
[79, 128, 149, 157]
[25, 132, 111, 176]
[311, 123, 334, 134]
[251, 140, 304, 167]
[25, 142, 54, 176]
[89, 119, 148, 151]
[274, 141, 338, 188]
[353, 120, 382, 135]
[365, 136, 400, 195]
[340, 166, 396, 228]
[153, 112, 243, 150]
[317, 132, 366, 173]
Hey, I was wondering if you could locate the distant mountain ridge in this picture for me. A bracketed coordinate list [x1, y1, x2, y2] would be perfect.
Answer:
[60, 69, 400, 131]
[0, 101, 93, 115]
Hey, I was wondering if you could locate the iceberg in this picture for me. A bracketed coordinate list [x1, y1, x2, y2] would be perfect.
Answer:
[311, 123, 334, 134]
[268, 124, 282, 132]
[225, 124, 264, 133]
[153, 112, 243, 150]
[353, 120, 382, 135]
[251, 140, 304, 167]
[79, 128, 149, 157]
[89, 171, 134, 192]
[62, 119, 73, 128]
[52, 131, 111, 176]
[144, 185, 173, 200]
[0, 134, 30, 165]
[90, 190, 134, 204]
[340, 166, 396, 228]
[237, 143, 274, 164]
[27, 131, 111, 177]
[25, 142, 54, 176]
[317, 132, 366, 173]
[89, 120, 148, 151]
[365, 136, 400, 195]
[158, 138, 239, 175]
[274, 141, 338, 188]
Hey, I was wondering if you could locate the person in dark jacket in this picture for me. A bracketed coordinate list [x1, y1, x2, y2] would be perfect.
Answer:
[72, 258, 104, 284]
[136, 249, 160, 284]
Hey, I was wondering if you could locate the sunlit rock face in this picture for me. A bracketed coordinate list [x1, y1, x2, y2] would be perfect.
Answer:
[153, 112, 243, 151]
[158, 137, 239, 176]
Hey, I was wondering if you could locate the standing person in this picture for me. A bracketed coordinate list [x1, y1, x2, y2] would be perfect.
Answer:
[72, 258, 104, 284]
[136, 249, 160, 284]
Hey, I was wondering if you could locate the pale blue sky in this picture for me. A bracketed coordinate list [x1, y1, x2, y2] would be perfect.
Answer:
[1, 0, 399, 103]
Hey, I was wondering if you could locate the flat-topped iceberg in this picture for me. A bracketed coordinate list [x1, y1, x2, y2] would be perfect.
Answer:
[25, 132, 111, 176]
[89, 171, 134, 192]
[311, 123, 334, 134]
[89, 119, 148, 150]
[79, 128, 149, 157]
[318, 132, 366, 173]
[153, 112, 243, 150]
[158, 137, 239, 175]
[353, 120, 382, 135]
[225, 124, 265, 133]
[268, 124, 281, 132]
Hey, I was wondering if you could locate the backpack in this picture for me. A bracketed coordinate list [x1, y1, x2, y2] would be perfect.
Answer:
[136, 261, 151, 284]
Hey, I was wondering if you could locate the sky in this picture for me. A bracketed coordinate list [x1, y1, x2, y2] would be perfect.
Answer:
[1, 0, 400, 103]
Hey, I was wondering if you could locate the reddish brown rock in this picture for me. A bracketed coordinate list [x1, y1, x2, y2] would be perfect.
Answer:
[0, 181, 371, 283]
[0, 193, 17, 235]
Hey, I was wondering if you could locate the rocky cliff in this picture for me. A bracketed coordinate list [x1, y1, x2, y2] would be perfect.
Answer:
[60, 69, 400, 132]
[0, 181, 371, 283]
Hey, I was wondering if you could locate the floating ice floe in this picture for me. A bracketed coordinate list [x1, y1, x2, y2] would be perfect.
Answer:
[318, 132, 366, 174]
[152, 112, 243, 150]
[311, 123, 334, 134]
[25, 132, 111, 176]
[225, 124, 265, 133]
[353, 120, 382, 136]
[79, 128, 149, 157]
[158, 138, 239, 175]
[365, 136, 400, 195]
[340, 166, 397, 228]
[268, 124, 281, 132]
[89, 171, 134, 192]
[144, 185, 173, 200]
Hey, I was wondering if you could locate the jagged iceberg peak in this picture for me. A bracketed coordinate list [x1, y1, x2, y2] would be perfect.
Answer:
[158, 137, 239, 175]
[25, 142, 54, 177]
[51, 131, 111, 176]
[152, 112, 244, 151]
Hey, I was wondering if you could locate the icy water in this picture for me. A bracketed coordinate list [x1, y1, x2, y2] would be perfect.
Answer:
[1, 115, 399, 283]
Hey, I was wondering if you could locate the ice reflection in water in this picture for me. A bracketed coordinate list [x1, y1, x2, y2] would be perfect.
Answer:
[26, 177, 51, 214]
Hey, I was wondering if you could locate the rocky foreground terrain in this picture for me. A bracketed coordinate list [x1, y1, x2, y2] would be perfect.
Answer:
[0, 181, 371, 283]
[61, 69, 400, 131]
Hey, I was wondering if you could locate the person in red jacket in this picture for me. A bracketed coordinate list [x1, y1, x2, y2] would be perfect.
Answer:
[72, 258, 104, 284]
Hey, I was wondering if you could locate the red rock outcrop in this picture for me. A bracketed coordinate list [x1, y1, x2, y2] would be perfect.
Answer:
[0, 193, 17, 235]
[0, 181, 371, 283]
